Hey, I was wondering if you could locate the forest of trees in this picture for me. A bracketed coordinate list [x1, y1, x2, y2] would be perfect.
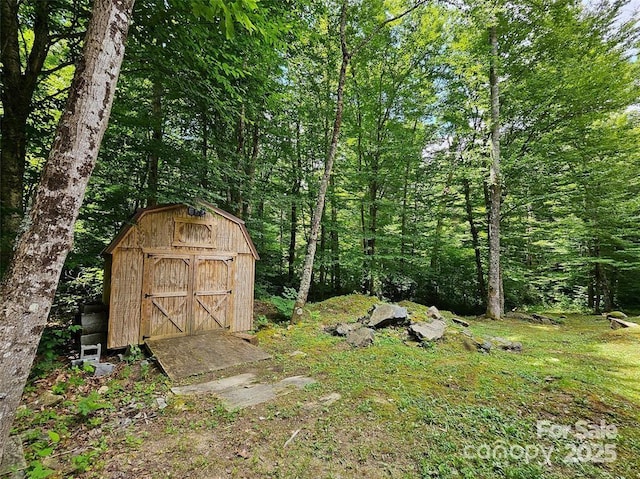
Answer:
[2, 0, 640, 318]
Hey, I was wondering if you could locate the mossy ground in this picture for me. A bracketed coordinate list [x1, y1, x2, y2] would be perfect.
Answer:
[13, 295, 640, 478]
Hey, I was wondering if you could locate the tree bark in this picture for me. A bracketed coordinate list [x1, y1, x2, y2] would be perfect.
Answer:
[463, 178, 487, 302]
[0, 0, 51, 275]
[242, 121, 259, 219]
[0, 0, 134, 463]
[330, 176, 341, 292]
[486, 23, 503, 320]
[291, 1, 350, 322]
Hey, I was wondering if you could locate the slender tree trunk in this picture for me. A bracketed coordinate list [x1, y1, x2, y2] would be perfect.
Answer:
[0, 0, 51, 275]
[400, 121, 418, 262]
[486, 23, 503, 320]
[587, 278, 595, 311]
[0, 0, 134, 463]
[430, 167, 455, 271]
[288, 120, 302, 283]
[291, 1, 350, 322]
[594, 259, 602, 314]
[288, 201, 298, 283]
[200, 111, 210, 189]
[463, 178, 487, 302]
[319, 221, 327, 287]
[365, 177, 378, 295]
[330, 176, 341, 292]
[243, 121, 259, 219]
[147, 79, 162, 207]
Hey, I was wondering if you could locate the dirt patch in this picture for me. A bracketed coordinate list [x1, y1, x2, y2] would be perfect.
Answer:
[253, 300, 281, 321]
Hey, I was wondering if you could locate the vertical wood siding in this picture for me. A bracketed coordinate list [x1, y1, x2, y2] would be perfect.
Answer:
[106, 205, 256, 348]
[107, 249, 143, 348]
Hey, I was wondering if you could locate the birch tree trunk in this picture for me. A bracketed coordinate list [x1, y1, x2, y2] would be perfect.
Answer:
[0, 0, 135, 463]
[291, 1, 350, 322]
[486, 23, 503, 319]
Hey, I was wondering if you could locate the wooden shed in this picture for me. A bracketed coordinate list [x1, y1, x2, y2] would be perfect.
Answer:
[102, 202, 259, 349]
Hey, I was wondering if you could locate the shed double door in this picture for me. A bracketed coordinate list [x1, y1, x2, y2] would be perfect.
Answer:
[141, 253, 235, 341]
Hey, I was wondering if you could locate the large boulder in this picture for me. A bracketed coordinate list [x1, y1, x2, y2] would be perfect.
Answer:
[366, 304, 408, 329]
[606, 311, 628, 320]
[408, 320, 446, 342]
[346, 327, 376, 348]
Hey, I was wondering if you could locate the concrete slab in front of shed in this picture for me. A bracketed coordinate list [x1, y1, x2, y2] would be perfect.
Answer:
[172, 374, 316, 410]
[145, 332, 272, 380]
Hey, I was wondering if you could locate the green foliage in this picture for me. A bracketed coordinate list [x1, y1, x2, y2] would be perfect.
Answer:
[122, 344, 145, 363]
[269, 287, 298, 318]
[75, 392, 112, 417]
[31, 325, 82, 379]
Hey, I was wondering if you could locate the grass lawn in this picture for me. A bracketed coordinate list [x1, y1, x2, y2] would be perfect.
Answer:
[11, 295, 640, 478]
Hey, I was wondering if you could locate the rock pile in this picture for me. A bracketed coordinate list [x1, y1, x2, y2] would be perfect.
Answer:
[326, 303, 447, 348]
[324, 302, 523, 353]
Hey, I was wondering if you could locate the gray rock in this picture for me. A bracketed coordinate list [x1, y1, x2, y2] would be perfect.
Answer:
[504, 311, 531, 320]
[610, 318, 639, 329]
[408, 320, 446, 342]
[531, 313, 552, 324]
[38, 391, 64, 407]
[505, 311, 556, 324]
[491, 337, 523, 352]
[427, 306, 443, 320]
[346, 327, 375, 347]
[328, 322, 362, 337]
[319, 392, 342, 406]
[93, 362, 115, 377]
[288, 350, 307, 358]
[460, 334, 492, 353]
[367, 304, 408, 329]
[451, 317, 470, 327]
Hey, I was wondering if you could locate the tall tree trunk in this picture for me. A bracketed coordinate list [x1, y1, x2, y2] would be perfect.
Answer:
[288, 120, 302, 284]
[364, 176, 378, 295]
[0, 0, 134, 463]
[147, 79, 162, 207]
[233, 105, 246, 217]
[486, 23, 503, 320]
[0, 0, 51, 275]
[319, 221, 327, 287]
[463, 178, 487, 302]
[243, 121, 259, 219]
[200, 111, 210, 189]
[288, 201, 298, 283]
[291, 1, 350, 322]
[430, 167, 455, 271]
[330, 176, 341, 292]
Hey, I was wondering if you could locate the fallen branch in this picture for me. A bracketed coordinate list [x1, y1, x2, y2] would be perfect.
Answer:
[283, 429, 301, 448]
